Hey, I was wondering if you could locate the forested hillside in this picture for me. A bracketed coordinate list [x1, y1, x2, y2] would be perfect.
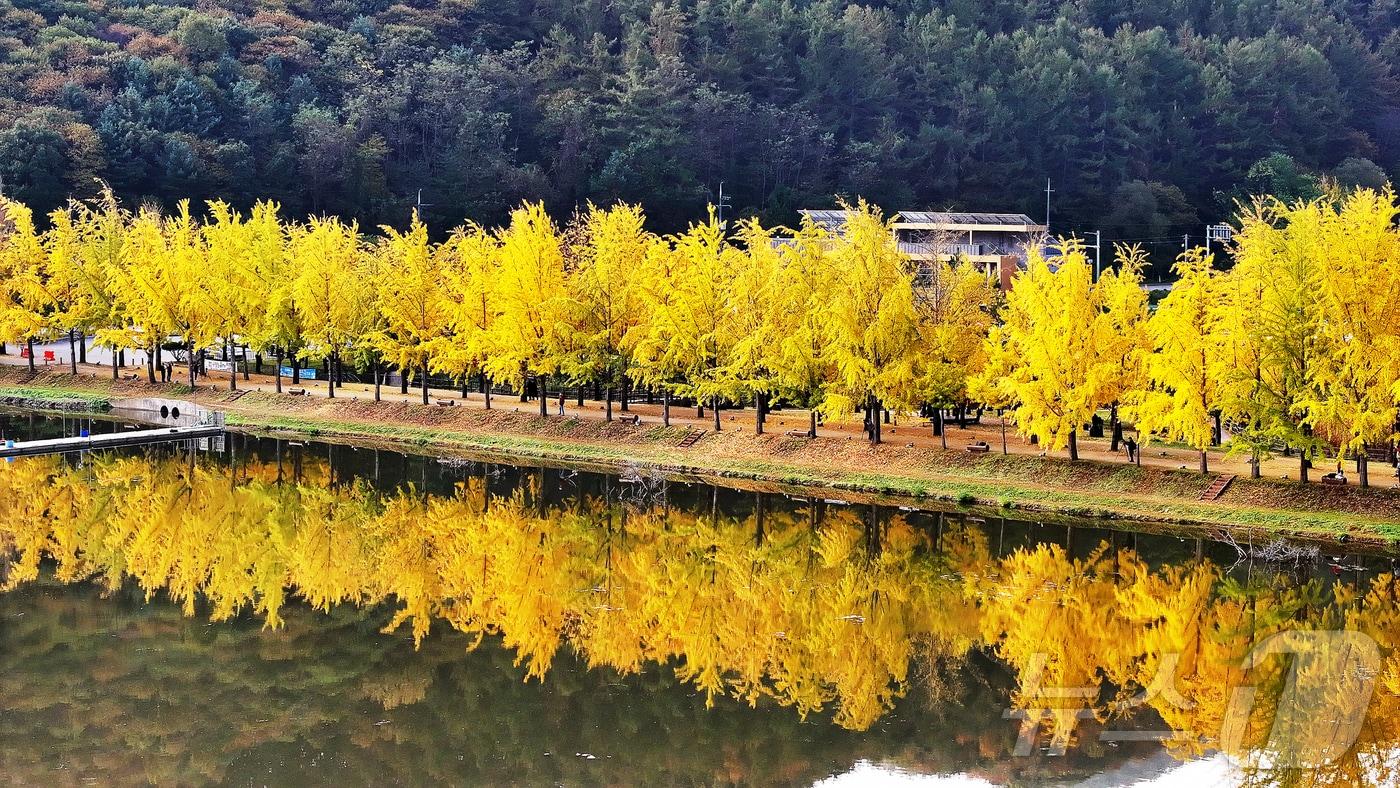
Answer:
[0, 0, 1397, 236]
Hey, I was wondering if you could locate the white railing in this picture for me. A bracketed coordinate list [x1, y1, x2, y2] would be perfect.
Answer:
[899, 242, 984, 257]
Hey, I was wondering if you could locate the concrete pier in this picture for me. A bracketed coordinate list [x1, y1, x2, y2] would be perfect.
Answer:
[0, 425, 224, 458]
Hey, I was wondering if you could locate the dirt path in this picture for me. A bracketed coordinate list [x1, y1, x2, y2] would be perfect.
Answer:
[3, 356, 1399, 540]
[6, 353, 1373, 486]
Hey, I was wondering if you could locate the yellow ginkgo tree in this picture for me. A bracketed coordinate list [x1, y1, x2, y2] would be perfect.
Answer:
[485, 203, 569, 417]
[660, 211, 744, 431]
[1300, 188, 1400, 487]
[766, 217, 837, 437]
[291, 216, 364, 398]
[560, 204, 653, 421]
[1229, 197, 1330, 481]
[977, 240, 1116, 460]
[1133, 248, 1226, 474]
[375, 214, 446, 405]
[823, 201, 919, 445]
[723, 217, 784, 434]
[910, 255, 996, 448]
[432, 223, 501, 407]
[0, 198, 51, 373]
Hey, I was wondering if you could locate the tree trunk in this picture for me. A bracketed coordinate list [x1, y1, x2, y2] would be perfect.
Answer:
[243, 347, 250, 380]
[1110, 404, 1122, 452]
[421, 364, 429, 405]
[112, 352, 119, 380]
[374, 360, 382, 402]
[1068, 430, 1079, 461]
[326, 352, 335, 398]
[576, 385, 583, 407]
[808, 409, 818, 438]
[713, 396, 721, 431]
[1299, 451, 1309, 483]
[187, 341, 196, 387]
[275, 348, 283, 393]
[25, 338, 34, 374]
[755, 393, 766, 435]
[229, 343, 238, 391]
[1251, 448, 1261, 479]
[1001, 412, 1008, 454]
[67, 331, 77, 374]
[621, 377, 630, 412]
[255, 352, 262, 375]
[605, 385, 613, 421]
[1199, 449, 1209, 475]
[539, 376, 548, 417]
[938, 410, 947, 450]
[483, 374, 492, 410]
[399, 366, 408, 394]
[1359, 447, 1369, 489]
[662, 390, 670, 427]
[292, 355, 301, 385]
[461, 378, 469, 399]
[958, 404, 967, 428]
[865, 399, 879, 445]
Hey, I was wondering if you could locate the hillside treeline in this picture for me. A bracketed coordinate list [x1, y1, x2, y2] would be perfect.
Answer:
[0, 0, 1397, 234]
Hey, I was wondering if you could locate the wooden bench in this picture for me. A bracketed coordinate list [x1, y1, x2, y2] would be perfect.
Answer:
[434, 399, 456, 407]
[286, 388, 307, 396]
[965, 442, 990, 453]
[1321, 473, 1347, 486]
[785, 429, 812, 438]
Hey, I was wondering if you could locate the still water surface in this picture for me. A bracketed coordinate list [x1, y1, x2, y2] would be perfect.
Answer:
[0, 409, 1396, 786]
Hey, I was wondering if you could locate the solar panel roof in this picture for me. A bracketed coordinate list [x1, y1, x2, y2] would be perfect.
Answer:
[797, 209, 855, 227]
[895, 211, 1038, 225]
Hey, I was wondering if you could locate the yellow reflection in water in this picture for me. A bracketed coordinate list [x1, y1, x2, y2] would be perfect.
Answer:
[2, 451, 1399, 784]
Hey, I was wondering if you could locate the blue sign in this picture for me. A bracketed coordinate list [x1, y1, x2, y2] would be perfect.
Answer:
[279, 367, 317, 380]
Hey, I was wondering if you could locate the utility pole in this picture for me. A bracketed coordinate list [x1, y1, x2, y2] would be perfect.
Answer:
[1089, 230, 1102, 280]
[715, 181, 732, 227]
[1204, 223, 1233, 256]
[414, 189, 433, 223]
[1044, 178, 1053, 233]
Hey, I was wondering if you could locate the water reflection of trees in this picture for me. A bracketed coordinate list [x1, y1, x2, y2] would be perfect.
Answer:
[3, 452, 1400, 784]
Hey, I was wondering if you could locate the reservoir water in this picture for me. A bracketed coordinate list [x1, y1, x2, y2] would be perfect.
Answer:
[0, 409, 1393, 786]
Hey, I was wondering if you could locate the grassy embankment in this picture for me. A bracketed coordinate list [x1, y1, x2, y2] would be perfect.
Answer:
[2, 368, 1398, 543]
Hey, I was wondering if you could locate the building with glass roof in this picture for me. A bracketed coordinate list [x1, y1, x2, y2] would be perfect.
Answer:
[794, 209, 1047, 289]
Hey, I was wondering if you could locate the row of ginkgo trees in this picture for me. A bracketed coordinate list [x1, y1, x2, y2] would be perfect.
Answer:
[1, 188, 1397, 485]
[0, 194, 998, 437]
[982, 187, 1400, 486]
